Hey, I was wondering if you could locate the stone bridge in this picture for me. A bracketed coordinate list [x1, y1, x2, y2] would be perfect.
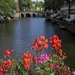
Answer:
[14, 0, 45, 18]
[20, 11, 45, 17]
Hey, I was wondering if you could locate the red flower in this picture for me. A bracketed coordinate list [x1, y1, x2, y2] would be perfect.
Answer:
[53, 34, 59, 40]
[0, 66, 3, 75]
[49, 63, 54, 69]
[44, 39, 48, 44]
[63, 55, 67, 61]
[35, 37, 39, 42]
[36, 44, 43, 51]
[22, 51, 33, 69]
[49, 35, 62, 51]
[7, 59, 13, 69]
[10, 49, 14, 54]
[23, 58, 30, 68]
[4, 49, 11, 58]
[28, 67, 32, 72]
[4, 72, 8, 75]
[31, 47, 34, 50]
[59, 49, 63, 56]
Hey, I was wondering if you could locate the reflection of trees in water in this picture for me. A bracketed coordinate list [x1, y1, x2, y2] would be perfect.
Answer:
[0, 22, 14, 35]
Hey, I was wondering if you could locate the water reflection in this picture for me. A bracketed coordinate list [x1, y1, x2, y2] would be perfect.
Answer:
[0, 18, 55, 59]
[0, 22, 14, 54]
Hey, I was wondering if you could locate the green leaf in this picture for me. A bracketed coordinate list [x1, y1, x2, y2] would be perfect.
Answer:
[40, 71, 43, 75]
[24, 68, 28, 71]
[15, 71, 18, 75]
[37, 71, 41, 73]
[53, 54, 57, 57]
[18, 65, 21, 70]
[45, 67, 50, 72]
[19, 61, 23, 65]
[48, 58, 53, 63]
[59, 57, 62, 61]
[12, 59, 16, 63]
[50, 72, 55, 75]
[36, 67, 40, 71]
[44, 60, 47, 64]
[52, 60, 56, 63]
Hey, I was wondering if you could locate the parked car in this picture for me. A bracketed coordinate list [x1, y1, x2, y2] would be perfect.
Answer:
[65, 14, 75, 23]
[50, 13, 60, 18]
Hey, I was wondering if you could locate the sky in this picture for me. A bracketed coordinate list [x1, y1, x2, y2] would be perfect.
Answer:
[32, 0, 44, 2]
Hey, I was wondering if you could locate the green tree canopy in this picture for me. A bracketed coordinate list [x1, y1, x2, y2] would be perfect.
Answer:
[35, 1, 44, 9]
[44, 0, 64, 10]
[20, 0, 32, 10]
[0, 0, 17, 15]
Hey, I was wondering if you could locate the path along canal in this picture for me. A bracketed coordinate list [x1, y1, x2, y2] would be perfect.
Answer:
[0, 17, 75, 69]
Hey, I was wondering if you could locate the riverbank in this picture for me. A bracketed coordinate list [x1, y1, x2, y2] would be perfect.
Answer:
[0, 12, 20, 24]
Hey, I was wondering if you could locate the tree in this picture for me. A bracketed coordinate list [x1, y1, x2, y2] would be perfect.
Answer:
[44, 0, 65, 11]
[20, 0, 32, 11]
[0, 0, 17, 15]
[35, 1, 44, 10]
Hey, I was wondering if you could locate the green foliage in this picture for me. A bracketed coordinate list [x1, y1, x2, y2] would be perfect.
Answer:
[50, 72, 55, 75]
[44, 0, 65, 10]
[45, 67, 50, 72]
[35, 1, 44, 9]
[20, 0, 32, 10]
[36, 67, 44, 75]
[0, 0, 17, 15]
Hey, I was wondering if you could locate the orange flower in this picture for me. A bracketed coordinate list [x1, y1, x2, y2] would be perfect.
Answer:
[39, 40, 43, 44]
[43, 39, 48, 45]
[44, 39, 48, 43]
[40, 35, 45, 40]
[44, 44, 48, 49]
[24, 53, 29, 58]
[49, 63, 54, 69]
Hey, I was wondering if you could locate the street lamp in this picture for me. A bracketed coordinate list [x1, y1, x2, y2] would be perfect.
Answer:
[66, 0, 72, 18]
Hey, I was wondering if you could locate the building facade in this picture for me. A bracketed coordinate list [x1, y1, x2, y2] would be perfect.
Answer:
[61, 1, 75, 14]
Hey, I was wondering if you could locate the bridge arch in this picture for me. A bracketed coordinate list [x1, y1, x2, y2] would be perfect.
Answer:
[26, 13, 31, 17]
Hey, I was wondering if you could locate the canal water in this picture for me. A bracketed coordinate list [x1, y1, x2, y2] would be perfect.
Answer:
[0, 18, 75, 69]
